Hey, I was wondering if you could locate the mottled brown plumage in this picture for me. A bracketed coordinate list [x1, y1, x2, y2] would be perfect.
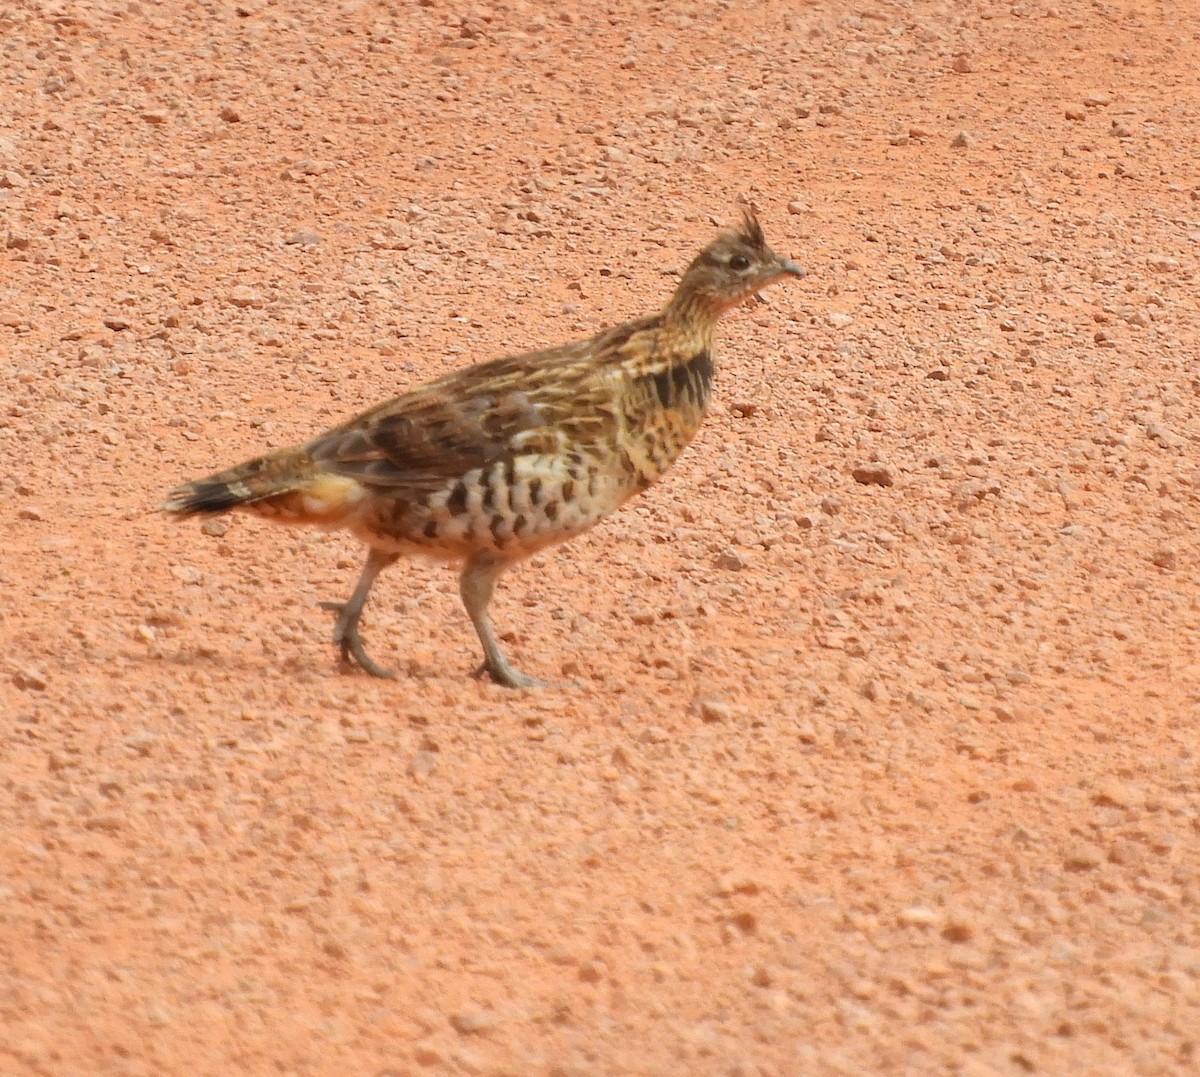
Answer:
[160, 209, 804, 686]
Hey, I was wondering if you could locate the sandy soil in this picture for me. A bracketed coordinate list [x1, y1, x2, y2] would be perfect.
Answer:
[2, 1, 1199, 1073]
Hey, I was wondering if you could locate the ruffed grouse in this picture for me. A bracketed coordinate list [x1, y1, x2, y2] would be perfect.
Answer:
[160, 210, 804, 686]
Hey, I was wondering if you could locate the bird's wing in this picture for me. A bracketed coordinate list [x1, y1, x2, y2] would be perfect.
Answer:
[305, 317, 663, 493]
[304, 350, 588, 491]
[306, 383, 545, 490]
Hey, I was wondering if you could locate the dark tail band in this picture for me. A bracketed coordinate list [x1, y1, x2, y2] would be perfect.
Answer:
[158, 480, 256, 517]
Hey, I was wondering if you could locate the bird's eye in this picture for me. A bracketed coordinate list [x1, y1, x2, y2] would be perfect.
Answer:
[728, 253, 751, 271]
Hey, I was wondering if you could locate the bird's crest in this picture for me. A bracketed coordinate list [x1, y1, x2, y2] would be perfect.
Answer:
[735, 205, 765, 253]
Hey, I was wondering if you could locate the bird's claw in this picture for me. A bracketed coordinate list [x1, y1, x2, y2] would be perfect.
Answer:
[470, 660, 550, 690]
[319, 600, 397, 679]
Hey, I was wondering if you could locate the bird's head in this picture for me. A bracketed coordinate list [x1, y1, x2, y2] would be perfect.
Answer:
[667, 208, 805, 322]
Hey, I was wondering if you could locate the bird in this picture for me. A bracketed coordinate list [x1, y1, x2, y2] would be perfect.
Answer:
[159, 208, 805, 687]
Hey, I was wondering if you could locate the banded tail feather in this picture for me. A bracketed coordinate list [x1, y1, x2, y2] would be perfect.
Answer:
[158, 449, 323, 518]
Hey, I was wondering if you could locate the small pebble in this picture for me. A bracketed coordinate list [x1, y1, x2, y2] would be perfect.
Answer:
[407, 750, 438, 779]
[1150, 545, 1178, 571]
[1092, 782, 1135, 809]
[794, 719, 818, 743]
[715, 547, 748, 571]
[1145, 420, 1180, 448]
[228, 286, 264, 309]
[852, 464, 894, 487]
[449, 1008, 496, 1036]
[1146, 255, 1178, 272]
[898, 906, 940, 927]
[577, 960, 604, 983]
[12, 667, 48, 691]
[750, 965, 773, 988]
[941, 916, 975, 943]
[716, 870, 761, 896]
[697, 697, 735, 723]
[124, 732, 157, 756]
[1064, 845, 1104, 872]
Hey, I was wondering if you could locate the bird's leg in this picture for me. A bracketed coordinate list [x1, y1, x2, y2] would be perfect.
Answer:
[459, 553, 546, 689]
[319, 548, 399, 678]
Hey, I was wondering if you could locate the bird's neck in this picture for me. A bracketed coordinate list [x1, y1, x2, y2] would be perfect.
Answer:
[659, 293, 720, 357]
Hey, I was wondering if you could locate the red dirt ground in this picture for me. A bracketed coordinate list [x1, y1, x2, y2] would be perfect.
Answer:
[2, 1, 1198, 1074]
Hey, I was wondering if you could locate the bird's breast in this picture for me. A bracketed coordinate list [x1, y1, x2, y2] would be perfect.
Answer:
[615, 347, 714, 487]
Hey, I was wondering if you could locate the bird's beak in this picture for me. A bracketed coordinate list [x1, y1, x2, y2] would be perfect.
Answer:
[753, 259, 806, 303]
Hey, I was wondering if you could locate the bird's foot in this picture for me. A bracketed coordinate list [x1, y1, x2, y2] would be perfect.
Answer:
[470, 658, 550, 690]
[318, 600, 397, 680]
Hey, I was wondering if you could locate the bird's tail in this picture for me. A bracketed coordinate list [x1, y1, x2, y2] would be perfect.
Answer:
[159, 448, 358, 524]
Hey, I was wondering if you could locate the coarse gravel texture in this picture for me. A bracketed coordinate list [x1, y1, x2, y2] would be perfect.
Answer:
[2, 1, 1199, 1074]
